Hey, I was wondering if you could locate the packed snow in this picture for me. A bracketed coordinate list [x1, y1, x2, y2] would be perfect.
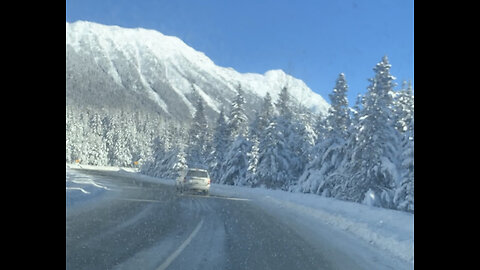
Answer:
[66, 166, 110, 207]
[66, 164, 138, 207]
[66, 164, 413, 266]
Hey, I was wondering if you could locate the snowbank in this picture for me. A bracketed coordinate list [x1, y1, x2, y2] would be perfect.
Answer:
[66, 163, 139, 173]
[66, 167, 110, 208]
[66, 164, 174, 209]
[66, 164, 143, 208]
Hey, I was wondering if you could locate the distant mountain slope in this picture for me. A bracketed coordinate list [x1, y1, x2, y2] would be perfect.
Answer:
[66, 21, 329, 123]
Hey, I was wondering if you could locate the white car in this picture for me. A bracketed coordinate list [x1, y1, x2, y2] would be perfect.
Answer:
[176, 168, 211, 195]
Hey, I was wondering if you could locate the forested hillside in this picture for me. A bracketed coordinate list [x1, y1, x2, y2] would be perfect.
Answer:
[66, 56, 413, 213]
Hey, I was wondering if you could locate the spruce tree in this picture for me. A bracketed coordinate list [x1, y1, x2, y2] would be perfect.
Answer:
[227, 85, 248, 138]
[209, 109, 229, 183]
[287, 105, 316, 190]
[297, 73, 351, 195]
[256, 86, 296, 190]
[327, 73, 351, 138]
[246, 93, 275, 186]
[219, 85, 250, 185]
[394, 117, 414, 212]
[341, 56, 402, 207]
[186, 85, 210, 168]
[393, 82, 414, 212]
[86, 112, 108, 165]
[255, 120, 290, 188]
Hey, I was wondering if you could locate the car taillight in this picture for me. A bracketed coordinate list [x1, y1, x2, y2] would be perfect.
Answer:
[207, 179, 211, 184]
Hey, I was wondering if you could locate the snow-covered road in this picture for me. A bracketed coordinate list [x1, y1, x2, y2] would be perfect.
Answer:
[66, 166, 413, 270]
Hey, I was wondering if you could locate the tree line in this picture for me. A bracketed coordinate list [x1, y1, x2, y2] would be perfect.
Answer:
[66, 56, 413, 213]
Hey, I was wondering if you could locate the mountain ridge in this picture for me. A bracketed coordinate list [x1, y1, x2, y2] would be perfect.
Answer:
[66, 21, 329, 123]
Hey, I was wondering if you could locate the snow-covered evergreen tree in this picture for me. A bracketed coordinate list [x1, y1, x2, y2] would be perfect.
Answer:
[85, 112, 108, 165]
[66, 107, 85, 163]
[393, 81, 414, 133]
[102, 113, 117, 165]
[256, 86, 298, 190]
[394, 117, 414, 212]
[219, 86, 251, 185]
[275, 86, 292, 117]
[250, 92, 274, 141]
[141, 135, 166, 178]
[339, 56, 402, 207]
[287, 106, 316, 190]
[297, 73, 351, 194]
[209, 109, 229, 183]
[313, 113, 328, 145]
[186, 86, 211, 168]
[140, 123, 188, 178]
[227, 85, 249, 139]
[221, 137, 251, 186]
[157, 147, 188, 179]
[393, 82, 414, 212]
[255, 121, 290, 189]
[127, 112, 150, 166]
[110, 111, 134, 167]
[246, 93, 275, 186]
[327, 73, 351, 137]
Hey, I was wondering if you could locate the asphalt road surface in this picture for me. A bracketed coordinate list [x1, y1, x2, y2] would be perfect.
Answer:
[66, 169, 399, 270]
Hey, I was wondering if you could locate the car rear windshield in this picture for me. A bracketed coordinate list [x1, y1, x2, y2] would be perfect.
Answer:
[186, 170, 208, 178]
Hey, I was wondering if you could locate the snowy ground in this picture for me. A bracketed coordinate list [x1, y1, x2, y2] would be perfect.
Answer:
[66, 164, 138, 208]
[66, 164, 413, 268]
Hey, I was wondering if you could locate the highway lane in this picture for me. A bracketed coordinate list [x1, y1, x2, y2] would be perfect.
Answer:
[66, 169, 367, 270]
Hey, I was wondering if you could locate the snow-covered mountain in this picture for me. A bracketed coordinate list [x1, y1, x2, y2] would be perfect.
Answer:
[66, 21, 329, 123]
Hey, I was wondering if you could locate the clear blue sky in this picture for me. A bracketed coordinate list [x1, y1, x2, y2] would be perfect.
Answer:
[66, 0, 413, 106]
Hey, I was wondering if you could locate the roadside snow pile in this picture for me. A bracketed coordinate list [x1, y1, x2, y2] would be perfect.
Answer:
[67, 163, 139, 173]
[210, 183, 414, 264]
[66, 167, 111, 208]
[66, 164, 140, 207]
[66, 164, 171, 209]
